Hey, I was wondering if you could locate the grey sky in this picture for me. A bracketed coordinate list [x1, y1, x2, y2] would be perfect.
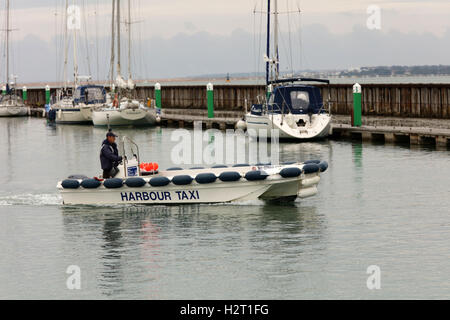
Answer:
[1, 0, 450, 83]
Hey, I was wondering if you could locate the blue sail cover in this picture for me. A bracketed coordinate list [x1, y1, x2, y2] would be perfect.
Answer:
[269, 85, 324, 115]
[73, 85, 106, 105]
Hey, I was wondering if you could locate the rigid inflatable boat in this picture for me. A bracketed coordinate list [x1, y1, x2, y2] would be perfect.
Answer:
[57, 137, 328, 205]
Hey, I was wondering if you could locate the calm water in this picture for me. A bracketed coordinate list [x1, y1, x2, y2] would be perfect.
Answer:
[0, 117, 449, 299]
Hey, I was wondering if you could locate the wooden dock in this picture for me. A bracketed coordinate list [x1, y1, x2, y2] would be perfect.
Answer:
[331, 123, 450, 147]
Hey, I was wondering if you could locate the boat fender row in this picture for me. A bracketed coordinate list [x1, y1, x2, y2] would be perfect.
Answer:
[61, 169, 274, 189]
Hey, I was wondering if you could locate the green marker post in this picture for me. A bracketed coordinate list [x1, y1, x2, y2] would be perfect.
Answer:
[352, 83, 362, 127]
[266, 84, 273, 101]
[207, 83, 214, 119]
[155, 83, 162, 110]
[22, 86, 27, 102]
[45, 85, 51, 105]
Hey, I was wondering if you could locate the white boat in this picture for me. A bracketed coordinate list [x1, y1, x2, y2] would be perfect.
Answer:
[246, 80, 332, 139]
[0, 94, 28, 117]
[57, 137, 328, 205]
[52, 85, 106, 124]
[0, 0, 28, 118]
[92, 0, 157, 127]
[92, 97, 157, 126]
[245, 0, 332, 140]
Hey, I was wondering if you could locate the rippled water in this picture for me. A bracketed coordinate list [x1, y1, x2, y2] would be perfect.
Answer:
[0, 117, 449, 299]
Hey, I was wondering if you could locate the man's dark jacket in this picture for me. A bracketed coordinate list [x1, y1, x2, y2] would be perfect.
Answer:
[100, 139, 122, 171]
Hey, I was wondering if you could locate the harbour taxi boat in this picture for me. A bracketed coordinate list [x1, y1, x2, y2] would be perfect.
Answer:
[57, 137, 328, 205]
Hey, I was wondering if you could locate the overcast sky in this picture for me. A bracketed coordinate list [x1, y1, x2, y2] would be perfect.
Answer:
[1, 0, 450, 83]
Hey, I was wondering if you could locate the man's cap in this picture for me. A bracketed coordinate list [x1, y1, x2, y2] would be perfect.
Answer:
[106, 129, 118, 137]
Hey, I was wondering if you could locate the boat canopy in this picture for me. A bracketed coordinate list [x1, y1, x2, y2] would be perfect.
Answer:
[268, 85, 324, 115]
[73, 85, 106, 105]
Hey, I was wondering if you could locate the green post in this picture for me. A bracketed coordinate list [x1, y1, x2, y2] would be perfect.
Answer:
[45, 85, 51, 105]
[2, 85, 6, 95]
[22, 86, 28, 102]
[266, 84, 273, 100]
[155, 83, 162, 109]
[207, 83, 214, 118]
[352, 83, 362, 127]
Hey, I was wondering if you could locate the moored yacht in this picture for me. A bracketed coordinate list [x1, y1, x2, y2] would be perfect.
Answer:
[246, 78, 332, 139]
[0, 0, 28, 117]
[244, 0, 332, 140]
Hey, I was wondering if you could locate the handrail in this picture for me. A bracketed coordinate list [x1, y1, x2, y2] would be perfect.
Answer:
[121, 136, 141, 176]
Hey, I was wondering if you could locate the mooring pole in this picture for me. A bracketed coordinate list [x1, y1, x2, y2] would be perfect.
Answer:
[207, 83, 214, 119]
[353, 83, 362, 127]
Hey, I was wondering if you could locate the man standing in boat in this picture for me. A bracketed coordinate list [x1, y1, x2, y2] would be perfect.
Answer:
[100, 130, 123, 179]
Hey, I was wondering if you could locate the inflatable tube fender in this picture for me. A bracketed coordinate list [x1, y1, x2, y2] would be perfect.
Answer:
[172, 175, 193, 185]
[195, 173, 217, 184]
[318, 161, 328, 172]
[245, 170, 269, 181]
[80, 179, 102, 189]
[67, 174, 89, 180]
[149, 176, 171, 187]
[212, 164, 228, 168]
[61, 179, 80, 189]
[103, 178, 124, 189]
[302, 163, 320, 174]
[232, 163, 250, 167]
[125, 177, 146, 188]
[166, 167, 183, 171]
[218, 171, 241, 182]
[189, 166, 205, 170]
[279, 167, 302, 178]
[304, 159, 321, 164]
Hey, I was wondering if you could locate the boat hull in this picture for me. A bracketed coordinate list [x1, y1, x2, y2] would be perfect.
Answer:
[245, 113, 332, 140]
[54, 108, 92, 124]
[0, 106, 28, 117]
[92, 108, 157, 126]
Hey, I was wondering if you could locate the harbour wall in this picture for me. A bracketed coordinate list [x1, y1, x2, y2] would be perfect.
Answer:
[22, 83, 450, 119]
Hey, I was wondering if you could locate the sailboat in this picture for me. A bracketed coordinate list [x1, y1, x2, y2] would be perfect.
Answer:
[0, 0, 28, 117]
[245, 0, 332, 140]
[92, 0, 156, 127]
[51, 0, 105, 124]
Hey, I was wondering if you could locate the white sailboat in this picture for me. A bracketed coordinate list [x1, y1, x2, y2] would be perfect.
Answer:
[92, 0, 156, 127]
[244, 0, 332, 140]
[0, 0, 28, 117]
[51, 0, 103, 124]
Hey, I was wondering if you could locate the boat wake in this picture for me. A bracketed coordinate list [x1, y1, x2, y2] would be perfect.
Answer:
[0, 193, 62, 206]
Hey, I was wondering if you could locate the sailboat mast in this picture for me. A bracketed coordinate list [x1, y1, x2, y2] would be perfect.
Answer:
[5, 0, 10, 86]
[273, 0, 279, 80]
[63, 0, 69, 89]
[72, 0, 79, 88]
[109, 0, 115, 87]
[127, 0, 131, 80]
[265, 0, 270, 86]
[116, 0, 121, 78]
